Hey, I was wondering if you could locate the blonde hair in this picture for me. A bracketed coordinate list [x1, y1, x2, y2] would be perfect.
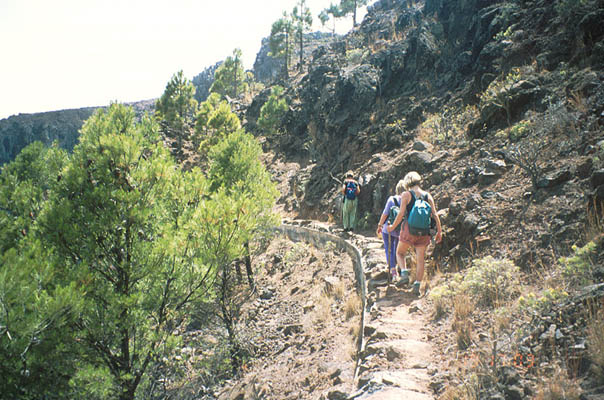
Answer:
[403, 171, 422, 190]
[395, 179, 405, 195]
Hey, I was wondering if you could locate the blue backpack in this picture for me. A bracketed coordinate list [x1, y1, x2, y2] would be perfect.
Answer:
[387, 196, 400, 225]
[407, 191, 431, 236]
[345, 181, 358, 200]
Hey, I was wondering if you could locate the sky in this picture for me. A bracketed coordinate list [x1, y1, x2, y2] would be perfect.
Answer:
[0, 0, 370, 120]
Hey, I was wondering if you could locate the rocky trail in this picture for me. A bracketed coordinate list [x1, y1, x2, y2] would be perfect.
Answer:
[350, 232, 438, 400]
[222, 220, 443, 400]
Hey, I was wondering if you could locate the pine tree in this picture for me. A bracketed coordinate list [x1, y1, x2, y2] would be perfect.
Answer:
[292, 0, 313, 71]
[339, 0, 369, 27]
[194, 93, 241, 153]
[258, 86, 288, 135]
[0, 142, 67, 253]
[38, 103, 216, 399]
[155, 70, 198, 153]
[206, 130, 278, 368]
[319, 3, 344, 34]
[210, 48, 248, 100]
[0, 143, 76, 398]
[269, 12, 294, 78]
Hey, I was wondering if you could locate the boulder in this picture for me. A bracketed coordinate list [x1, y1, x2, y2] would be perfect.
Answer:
[536, 169, 572, 188]
[405, 151, 433, 173]
[591, 169, 604, 188]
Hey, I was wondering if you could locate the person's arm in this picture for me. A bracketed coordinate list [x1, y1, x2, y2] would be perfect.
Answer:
[355, 180, 360, 195]
[428, 193, 443, 243]
[376, 213, 387, 237]
[386, 192, 409, 232]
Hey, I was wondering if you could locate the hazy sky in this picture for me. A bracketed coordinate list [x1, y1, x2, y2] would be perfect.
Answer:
[0, 0, 369, 119]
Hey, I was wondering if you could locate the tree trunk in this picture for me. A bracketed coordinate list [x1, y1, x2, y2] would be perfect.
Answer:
[221, 263, 241, 374]
[299, 28, 303, 70]
[233, 55, 239, 99]
[119, 383, 136, 400]
[285, 32, 289, 78]
[244, 241, 254, 289]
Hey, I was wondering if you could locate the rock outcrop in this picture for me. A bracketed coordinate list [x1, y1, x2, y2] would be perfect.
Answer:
[192, 61, 222, 103]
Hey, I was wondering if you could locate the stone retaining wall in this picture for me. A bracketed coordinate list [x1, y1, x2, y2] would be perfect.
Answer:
[274, 222, 368, 385]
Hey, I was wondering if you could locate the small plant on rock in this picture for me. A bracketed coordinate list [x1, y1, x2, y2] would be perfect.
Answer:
[479, 68, 522, 127]
[345, 48, 368, 65]
[440, 374, 480, 400]
[504, 136, 546, 191]
[508, 120, 532, 142]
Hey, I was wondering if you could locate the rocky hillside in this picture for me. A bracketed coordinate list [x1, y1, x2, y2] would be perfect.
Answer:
[247, 0, 604, 263]
[253, 31, 341, 84]
[238, 0, 604, 397]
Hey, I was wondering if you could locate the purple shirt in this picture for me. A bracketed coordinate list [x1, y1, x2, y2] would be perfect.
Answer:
[381, 195, 401, 237]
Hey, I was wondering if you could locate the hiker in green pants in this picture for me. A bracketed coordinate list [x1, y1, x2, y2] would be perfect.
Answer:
[342, 171, 360, 232]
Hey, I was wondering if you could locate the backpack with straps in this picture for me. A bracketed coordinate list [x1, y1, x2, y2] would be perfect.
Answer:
[387, 196, 400, 225]
[407, 190, 432, 236]
[345, 181, 358, 200]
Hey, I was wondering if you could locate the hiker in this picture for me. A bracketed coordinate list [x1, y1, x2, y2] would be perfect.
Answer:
[387, 171, 442, 295]
[342, 171, 360, 232]
[376, 179, 409, 285]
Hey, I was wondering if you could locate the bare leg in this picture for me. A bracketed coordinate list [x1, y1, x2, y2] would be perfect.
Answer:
[396, 242, 409, 271]
[415, 246, 427, 282]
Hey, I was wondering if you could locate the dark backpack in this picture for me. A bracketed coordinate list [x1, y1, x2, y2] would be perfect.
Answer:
[345, 181, 358, 200]
[387, 196, 400, 225]
[406, 190, 432, 236]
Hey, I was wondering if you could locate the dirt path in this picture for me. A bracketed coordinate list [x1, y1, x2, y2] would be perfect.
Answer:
[215, 225, 440, 400]
[352, 233, 437, 399]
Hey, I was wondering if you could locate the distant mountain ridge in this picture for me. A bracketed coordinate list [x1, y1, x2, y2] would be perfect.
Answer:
[0, 31, 335, 166]
[0, 100, 155, 166]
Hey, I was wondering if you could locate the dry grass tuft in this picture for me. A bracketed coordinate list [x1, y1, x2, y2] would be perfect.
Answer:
[587, 310, 604, 383]
[438, 375, 480, 400]
[453, 294, 473, 350]
[533, 366, 582, 400]
[332, 281, 347, 302]
[344, 293, 361, 321]
[314, 293, 333, 324]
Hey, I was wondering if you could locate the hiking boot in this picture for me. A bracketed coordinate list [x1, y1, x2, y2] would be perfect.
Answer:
[389, 268, 397, 283]
[412, 281, 421, 296]
[397, 270, 410, 286]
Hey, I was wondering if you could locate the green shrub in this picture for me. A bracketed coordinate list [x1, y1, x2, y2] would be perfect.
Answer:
[283, 242, 309, 269]
[346, 48, 368, 65]
[461, 256, 520, 308]
[508, 120, 531, 142]
[518, 288, 569, 314]
[429, 273, 465, 318]
[430, 257, 520, 311]
[494, 26, 512, 41]
[559, 241, 597, 287]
